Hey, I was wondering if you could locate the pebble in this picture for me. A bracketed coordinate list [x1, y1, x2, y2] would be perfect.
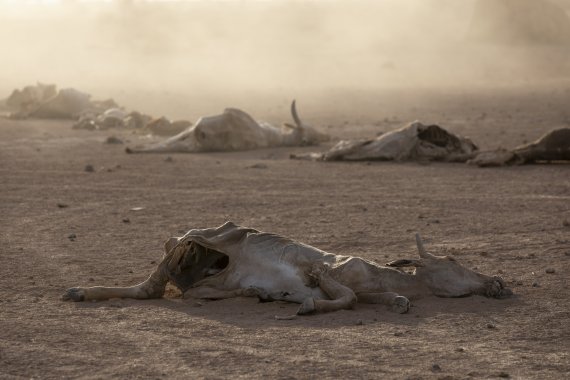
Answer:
[486, 323, 496, 329]
[431, 364, 442, 372]
[57, 203, 68, 208]
[563, 219, 569, 227]
[532, 281, 540, 287]
[498, 372, 510, 378]
[456, 347, 466, 352]
[84, 164, 95, 172]
[122, 218, 130, 223]
[165, 156, 173, 162]
[394, 331, 404, 337]
[105, 136, 123, 144]
[545, 268, 556, 274]
[67, 233, 77, 241]
[248, 163, 268, 169]
[355, 319, 364, 325]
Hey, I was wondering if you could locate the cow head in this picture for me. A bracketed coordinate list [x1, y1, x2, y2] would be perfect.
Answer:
[284, 100, 330, 145]
[387, 234, 513, 299]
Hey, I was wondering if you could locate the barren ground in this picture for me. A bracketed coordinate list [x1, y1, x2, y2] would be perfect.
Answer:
[0, 87, 569, 379]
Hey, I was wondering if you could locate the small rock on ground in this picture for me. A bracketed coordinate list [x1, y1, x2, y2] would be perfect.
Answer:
[247, 163, 268, 169]
[105, 136, 123, 144]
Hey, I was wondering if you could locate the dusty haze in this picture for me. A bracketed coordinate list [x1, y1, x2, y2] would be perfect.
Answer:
[2, 0, 570, 118]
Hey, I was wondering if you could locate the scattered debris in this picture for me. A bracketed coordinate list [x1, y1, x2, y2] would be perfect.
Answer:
[67, 233, 77, 241]
[84, 164, 95, 172]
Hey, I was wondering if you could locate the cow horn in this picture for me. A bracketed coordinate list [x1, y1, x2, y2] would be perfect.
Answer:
[415, 233, 431, 259]
[291, 100, 302, 128]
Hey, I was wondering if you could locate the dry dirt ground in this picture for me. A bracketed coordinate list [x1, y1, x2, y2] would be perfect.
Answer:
[1, 87, 569, 379]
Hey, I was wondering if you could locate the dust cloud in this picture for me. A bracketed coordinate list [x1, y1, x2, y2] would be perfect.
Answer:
[1, 0, 569, 117]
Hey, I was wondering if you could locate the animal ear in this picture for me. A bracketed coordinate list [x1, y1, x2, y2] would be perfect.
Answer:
[386, 259, 425, 268]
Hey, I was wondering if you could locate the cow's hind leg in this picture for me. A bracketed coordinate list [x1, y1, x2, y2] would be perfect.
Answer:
[356, 292, 410, 314]
[297, 263, 357, 315]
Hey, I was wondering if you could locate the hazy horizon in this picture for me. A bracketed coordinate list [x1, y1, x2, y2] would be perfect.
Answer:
[2, 0, 570, 117]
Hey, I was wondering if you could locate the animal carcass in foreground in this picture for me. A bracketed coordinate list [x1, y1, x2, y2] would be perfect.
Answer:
[291, 122, 478, 162]
[468, 128, 570, 167]
[125, 101, 329, 153]
[62, 222, 513, 316]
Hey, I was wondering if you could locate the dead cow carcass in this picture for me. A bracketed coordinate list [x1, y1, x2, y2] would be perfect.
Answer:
[125, 101, 329, 153]
[292, 122, 478, 162]
[5, 83, 115, 119]
[469, 128, 570, 167]
[62, 222, 512, 316]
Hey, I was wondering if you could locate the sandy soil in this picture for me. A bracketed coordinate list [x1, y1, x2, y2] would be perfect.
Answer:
[0, 87, 569, 379]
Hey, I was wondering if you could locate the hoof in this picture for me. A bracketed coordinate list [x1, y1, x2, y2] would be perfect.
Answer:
[486, 277, 509, 298]
[391, 296, 410, 314]
[297, 297, 316, 315]
[497, 288, 513, 299]
[61, 287, 85, 302]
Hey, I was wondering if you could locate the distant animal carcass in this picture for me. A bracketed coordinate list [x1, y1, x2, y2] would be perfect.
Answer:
[469, 128, 570, 166]
[125, 101, 329, 153]
[5, 83, 116, 119]
[291, 122, 478, 162]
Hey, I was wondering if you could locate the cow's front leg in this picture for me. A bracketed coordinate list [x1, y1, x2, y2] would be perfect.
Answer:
[356, 292, 410, 314]
[61, 263, 169, 302]
[297, 262, 357, 315]
[61, 244, 176, 302]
